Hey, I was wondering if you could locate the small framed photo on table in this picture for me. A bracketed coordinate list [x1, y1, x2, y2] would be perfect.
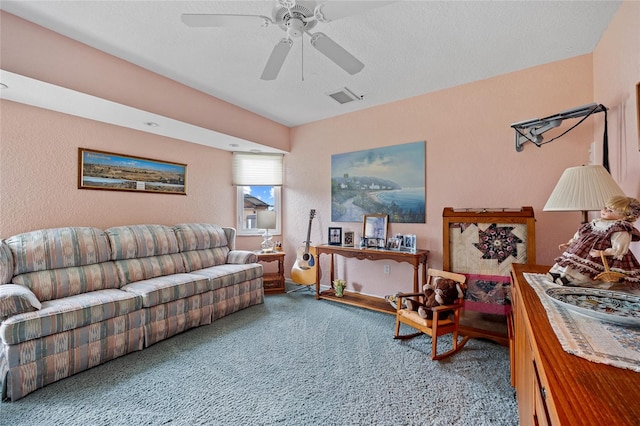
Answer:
[343, 231, 354, 247]
[328, 227, 342, 245]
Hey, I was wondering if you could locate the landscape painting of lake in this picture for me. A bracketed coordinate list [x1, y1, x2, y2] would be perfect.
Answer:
[331, 141, 425, 223]
[78, 148, 187, 195]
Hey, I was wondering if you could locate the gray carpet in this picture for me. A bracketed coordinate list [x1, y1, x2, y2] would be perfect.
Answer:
[0, 288, 518, 426]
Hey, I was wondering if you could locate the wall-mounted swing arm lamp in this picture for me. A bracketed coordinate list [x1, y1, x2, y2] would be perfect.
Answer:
[511, 103, 606, 152]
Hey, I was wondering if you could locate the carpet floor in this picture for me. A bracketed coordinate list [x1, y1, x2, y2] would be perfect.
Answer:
[0, 289, 518, 426]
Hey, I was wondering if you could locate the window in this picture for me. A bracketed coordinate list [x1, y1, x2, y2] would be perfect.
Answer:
[236, 186, 281, 236]
[232, 153, 283, 237]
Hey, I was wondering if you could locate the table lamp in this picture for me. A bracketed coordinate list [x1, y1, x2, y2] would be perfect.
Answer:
[256, 210, 277, 252]
[543, 165, 624, 223]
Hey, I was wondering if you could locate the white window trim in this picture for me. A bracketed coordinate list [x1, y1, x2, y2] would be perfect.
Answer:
[236, 186, 282, 236]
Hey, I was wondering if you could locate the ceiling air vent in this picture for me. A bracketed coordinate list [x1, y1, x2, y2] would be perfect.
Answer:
[327, 87, 362, 104]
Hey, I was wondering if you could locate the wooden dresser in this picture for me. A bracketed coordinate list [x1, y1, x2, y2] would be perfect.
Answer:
[510, 263, 640, 425]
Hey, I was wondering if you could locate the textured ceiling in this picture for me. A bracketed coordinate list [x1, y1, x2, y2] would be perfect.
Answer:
[0, 0, 622, 129]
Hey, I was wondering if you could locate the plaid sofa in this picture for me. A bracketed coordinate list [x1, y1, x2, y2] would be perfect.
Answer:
[0, 223, 262, 401]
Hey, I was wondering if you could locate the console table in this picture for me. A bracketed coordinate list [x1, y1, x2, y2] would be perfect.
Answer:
[314, 245, 429, 314]
[511, 263, 640, 425]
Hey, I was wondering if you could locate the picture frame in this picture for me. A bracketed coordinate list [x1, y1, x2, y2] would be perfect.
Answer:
[401, 234, 417, 252]
[78, 148, 186, 195]
[363, 214, 388, 241]
[387, 237, 401, 251]
[331, 141, 426, 223]
[636, 82, 639, 150]
[343, 231, 354, 247]
[328, 227, 343, 245]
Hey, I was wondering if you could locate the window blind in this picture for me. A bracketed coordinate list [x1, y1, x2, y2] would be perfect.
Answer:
[232, 153, 283, 186]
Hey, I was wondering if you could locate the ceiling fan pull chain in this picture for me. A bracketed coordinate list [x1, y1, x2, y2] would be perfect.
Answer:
[301, 32, 305, 81]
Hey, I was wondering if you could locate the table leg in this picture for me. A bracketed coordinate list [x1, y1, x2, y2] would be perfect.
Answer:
[329, 254, 335, 286]
[315, 252, 321, 300]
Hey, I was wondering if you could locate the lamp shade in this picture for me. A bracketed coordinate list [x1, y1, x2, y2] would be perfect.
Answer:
[543, 165, 624, 215]
[256, 210, 277, 229]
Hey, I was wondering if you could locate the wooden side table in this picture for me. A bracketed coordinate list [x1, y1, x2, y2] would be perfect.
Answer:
[255, 251, 285, 294]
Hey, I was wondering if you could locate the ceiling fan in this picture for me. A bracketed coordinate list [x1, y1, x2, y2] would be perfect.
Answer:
[181, 1, 391, 80]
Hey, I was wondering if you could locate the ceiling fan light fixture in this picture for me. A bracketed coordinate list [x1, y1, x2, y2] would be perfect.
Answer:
[286, 18, 305, 37]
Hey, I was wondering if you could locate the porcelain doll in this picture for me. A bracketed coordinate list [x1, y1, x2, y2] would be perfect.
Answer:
[547, 195, 640, 287]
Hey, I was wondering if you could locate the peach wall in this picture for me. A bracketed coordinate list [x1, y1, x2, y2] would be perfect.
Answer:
[0, 11, 290, 151]
[593, 0, 640, 260]
[0, 100, 238, 236]
[286, 55, 596, 296]
[285, 2, 639, 297]
[285, 55, 599, 294]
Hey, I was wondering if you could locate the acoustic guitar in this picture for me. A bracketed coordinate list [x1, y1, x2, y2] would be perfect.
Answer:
[291, 209, 317, 285]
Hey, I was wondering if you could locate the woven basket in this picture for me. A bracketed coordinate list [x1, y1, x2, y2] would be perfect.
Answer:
[594, 251, 626, 283]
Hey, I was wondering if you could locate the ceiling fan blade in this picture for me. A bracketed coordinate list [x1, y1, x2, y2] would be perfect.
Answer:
[309, 33, 364, 75]
[181, 14, 273, 28]
[261, 38, 293, 80]
[313, 1, 396, 23]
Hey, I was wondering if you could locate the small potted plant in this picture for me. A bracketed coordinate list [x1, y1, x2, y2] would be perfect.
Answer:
[332, 279, 346, 297]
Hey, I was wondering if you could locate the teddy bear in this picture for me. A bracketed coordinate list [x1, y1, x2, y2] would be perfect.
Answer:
[404, 277, 464, 319]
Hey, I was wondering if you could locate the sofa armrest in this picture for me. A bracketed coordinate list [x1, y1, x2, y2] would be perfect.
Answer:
[0, 284, 42, 320]
[227, 250, 258, 264]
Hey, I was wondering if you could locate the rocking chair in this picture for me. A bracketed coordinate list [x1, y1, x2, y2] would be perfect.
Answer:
[394, 269, 470, 360]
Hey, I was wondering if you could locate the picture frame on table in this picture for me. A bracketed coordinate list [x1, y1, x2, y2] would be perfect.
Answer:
[401, 234, 417, 252]
[363, 214, 388, 242]
[387, 237, 401, 251]
[343, 231, 354, 247]
[328, 227, 343, 246]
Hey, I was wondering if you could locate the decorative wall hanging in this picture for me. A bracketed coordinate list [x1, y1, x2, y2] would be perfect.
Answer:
[78, 148, 187, 195]
[331, 141, 425, 223]
[443, 207, 536, 346]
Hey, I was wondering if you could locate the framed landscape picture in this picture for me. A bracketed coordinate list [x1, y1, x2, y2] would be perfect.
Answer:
[331, 141, 426, 223]
[78, 148, 187, 195]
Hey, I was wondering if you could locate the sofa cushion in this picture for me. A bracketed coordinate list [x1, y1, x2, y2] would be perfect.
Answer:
[106, 225, 179, 260]
[11, 263, 123, 302]
[0, 241, 14, 283]
[173, 223, 228, 252]
[180, 248, 230, 272]
[0, 284, 41, 320]
[189, 264, 263, 291]
[115, 254, 186, 284]
[0, 289, 142, 345]
[121, 273, 210, 308]
[5, 227, 111, 275]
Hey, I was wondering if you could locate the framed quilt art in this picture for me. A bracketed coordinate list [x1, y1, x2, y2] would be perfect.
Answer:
[443, 207, 536, 345]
